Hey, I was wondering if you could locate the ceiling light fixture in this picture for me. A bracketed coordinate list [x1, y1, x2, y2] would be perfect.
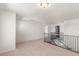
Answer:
[40, 3, 49, 8]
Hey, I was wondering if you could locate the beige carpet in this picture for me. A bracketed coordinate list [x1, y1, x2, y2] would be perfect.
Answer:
[0, 39, 79, 56]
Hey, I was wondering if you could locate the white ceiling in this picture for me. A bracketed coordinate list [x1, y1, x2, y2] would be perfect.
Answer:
[0, 3, 79, 24]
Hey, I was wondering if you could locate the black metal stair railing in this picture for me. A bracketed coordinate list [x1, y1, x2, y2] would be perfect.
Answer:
[44, 33, 79, 53]
[63, 35, 79, 52]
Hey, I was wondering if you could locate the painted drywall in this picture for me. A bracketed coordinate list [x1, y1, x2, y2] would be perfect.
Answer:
[16, 17, 45, 43]
[0, 9, 16, 53]
[52, 18, 79, 36]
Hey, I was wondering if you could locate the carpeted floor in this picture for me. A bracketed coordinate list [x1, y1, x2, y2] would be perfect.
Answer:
[0, 39, 79, 56]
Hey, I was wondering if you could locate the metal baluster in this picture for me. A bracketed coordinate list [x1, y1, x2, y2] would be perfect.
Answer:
[75, 36, 77, 52]
[66, 36, 69, 48]
[70, 35, 72, 50]
[65, 35, 67, 48]
[63, 35, 65, 46]
[66, 35, 68, 48]
[68, 35, 70, 49]
[72, 36, 74, 51]
[66, 35, 68, 49]
[77, 36, 78, 52]
[63, 35, 65, 47]
[76, 36, 77, 52]
[73, 36, 75, 52]
[67, 35, 68, 48]
[73, 36, 75, 51]
[76, 36, 78, 52]
[44, 32, 45, 41]
[64, 35, 65, 46]
[77, 37, 78, 52]
[67, 35, 69, 48]
[75, 36, 76, 52]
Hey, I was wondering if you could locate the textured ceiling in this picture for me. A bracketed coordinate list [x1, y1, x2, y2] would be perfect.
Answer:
[0, 3, 79, 24]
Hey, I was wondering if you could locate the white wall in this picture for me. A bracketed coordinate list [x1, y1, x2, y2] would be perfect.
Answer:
[51, 22, 64, 34]
[0, 10, 16, 53]
[16, 18, 45, 43]
[63, 19, 79, 36]
[52, 18, 79, 36]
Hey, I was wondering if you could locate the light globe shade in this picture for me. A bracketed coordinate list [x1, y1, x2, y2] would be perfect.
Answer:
[40, 3, 49, 8]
